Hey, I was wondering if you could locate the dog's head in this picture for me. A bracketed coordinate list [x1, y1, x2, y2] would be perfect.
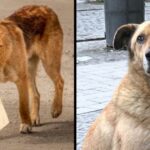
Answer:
[113, 22, 150, 76]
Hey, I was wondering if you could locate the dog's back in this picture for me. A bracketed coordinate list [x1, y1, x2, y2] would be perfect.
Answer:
[82, 22, 150, 150]
[7, 5, 62, 49]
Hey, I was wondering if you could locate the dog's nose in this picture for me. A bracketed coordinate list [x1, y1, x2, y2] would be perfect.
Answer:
[145, 51, 150, 61]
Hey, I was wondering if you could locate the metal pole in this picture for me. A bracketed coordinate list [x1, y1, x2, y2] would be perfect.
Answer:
[104, 0, 144, 47]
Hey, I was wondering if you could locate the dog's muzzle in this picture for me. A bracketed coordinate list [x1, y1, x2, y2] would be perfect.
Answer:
[144, 51, 150, 74]
[146, 51, 150, 62]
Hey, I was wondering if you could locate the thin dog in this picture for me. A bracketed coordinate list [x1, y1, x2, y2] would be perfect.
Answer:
[0, 5, 64, 133]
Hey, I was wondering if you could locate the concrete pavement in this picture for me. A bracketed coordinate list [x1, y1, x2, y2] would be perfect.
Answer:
[77, 60, 128, 149]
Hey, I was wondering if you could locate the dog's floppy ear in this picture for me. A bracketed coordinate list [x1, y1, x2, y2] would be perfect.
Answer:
[113, 24, 138, 49]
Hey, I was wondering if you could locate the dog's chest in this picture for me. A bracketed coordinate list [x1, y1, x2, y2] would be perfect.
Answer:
[114, 117, 150, 150]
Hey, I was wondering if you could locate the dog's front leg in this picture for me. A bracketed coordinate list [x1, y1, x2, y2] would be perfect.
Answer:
[16, 75, 32, 133]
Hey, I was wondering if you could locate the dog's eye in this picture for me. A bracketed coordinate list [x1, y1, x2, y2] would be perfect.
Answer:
[137, 35, 145, 44]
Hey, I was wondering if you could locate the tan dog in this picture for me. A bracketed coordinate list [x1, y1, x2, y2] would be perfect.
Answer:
[0, 5, 64, 133]
[82, 22, 150, 150]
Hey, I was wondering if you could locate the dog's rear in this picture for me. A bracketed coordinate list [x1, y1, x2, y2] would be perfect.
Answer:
[0, 5, 64, 133]
[7, 5, 64, 126]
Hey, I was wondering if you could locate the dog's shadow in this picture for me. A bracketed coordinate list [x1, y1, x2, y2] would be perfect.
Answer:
[0, 121, 74, 144]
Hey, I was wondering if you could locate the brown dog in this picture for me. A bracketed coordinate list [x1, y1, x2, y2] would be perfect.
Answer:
[82, 22, 150, 150]
[0, 5, 64, 133]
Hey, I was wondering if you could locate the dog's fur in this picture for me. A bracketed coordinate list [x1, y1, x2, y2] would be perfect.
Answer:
[82, 22, 150, 149]
[0, 5, 64, 133]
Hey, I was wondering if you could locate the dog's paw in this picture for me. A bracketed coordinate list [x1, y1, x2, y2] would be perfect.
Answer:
[31, 116, 40, 126]
[20, 123, 32, 134]
[51, 104, 62, 118]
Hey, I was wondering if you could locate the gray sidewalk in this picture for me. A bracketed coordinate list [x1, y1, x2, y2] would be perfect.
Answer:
[77, 3, 105, 41]
[77, 60, 127, 149]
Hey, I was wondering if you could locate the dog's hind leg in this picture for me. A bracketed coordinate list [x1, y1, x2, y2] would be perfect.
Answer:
[28, 55, 40, 126]
[41, 31, 64, 118]
[42, 61, 64, 118]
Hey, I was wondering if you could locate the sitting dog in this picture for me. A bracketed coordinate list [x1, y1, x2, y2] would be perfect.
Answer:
[82, 22, 150, 149]
[0, 5, 64, 133]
